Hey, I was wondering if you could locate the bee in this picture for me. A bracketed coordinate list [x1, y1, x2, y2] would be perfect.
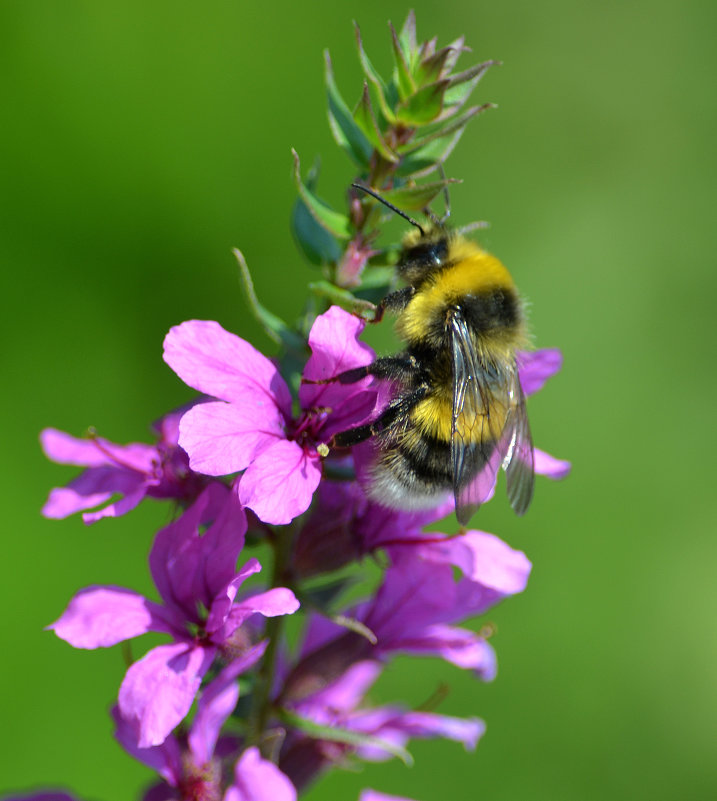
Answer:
[331, 184, 534, 526]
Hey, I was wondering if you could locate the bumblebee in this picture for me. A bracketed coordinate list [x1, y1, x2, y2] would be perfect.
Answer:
[332, 185, 534, 526]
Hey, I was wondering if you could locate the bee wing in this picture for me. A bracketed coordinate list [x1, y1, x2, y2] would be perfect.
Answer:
[449, 310, 504, 525]
[449, 311, 535, 524]
[502, 365, 534, 516]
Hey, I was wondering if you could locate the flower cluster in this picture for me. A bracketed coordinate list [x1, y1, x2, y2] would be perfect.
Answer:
[26, 12, 569, 801]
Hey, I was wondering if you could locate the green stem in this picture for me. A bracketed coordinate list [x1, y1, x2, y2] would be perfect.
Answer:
[247, 521, 297, 757]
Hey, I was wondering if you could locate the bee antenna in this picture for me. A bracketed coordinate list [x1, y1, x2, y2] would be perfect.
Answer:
[352, 183, 426, 237]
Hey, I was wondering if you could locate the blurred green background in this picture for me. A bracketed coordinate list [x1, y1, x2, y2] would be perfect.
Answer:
[3, 0, 716, 799]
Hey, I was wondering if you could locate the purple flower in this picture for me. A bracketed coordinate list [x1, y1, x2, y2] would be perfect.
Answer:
[284, 532, 530, 701]
[41, 405, 212, 524]
[50, 486, 299, 747]
[163, 306, 378, 525]
[279, 660, 483, 790]
[295, 480, 454, 576]
[225, 747, 297, 801]
[115, 644, 265, 800]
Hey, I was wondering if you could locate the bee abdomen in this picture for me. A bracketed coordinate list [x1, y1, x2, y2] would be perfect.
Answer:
[366, 425, 453, 511]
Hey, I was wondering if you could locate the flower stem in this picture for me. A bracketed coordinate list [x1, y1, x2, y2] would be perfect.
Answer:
[247, 521, 297, 757]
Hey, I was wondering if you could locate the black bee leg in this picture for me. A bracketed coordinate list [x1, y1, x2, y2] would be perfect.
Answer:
[371, 286, 415, 323]
[335, 353, 419, 385]
[333, 383, 428, 447]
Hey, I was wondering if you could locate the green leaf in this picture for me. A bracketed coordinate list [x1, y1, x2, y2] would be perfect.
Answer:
[396, 129, 465, 178]
[389, 21, 415, 100]
[447, 59, 500, 89]
[234, 249, 305, 351]
[380, 179, 458, 211]
[324, 50, 373, 167]
[442, 35, 468, 73]
[353, 84, 399, 164]
[292, 149, 352, 240]
[292, 193, 342, 266]
[398, 9, 417, 62]
[415, 45, 453, 86]
[308, 280, 377, 318]
[398, 104, 493, 155]
[278, 709, 414, 766]
[396, 79, 449, 126]
[353, 21, 397, 125]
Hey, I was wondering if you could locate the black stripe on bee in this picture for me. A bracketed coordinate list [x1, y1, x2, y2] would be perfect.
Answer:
[461, 287, 520, 333]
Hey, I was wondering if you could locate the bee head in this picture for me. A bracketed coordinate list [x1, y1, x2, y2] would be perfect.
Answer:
[397, 225, 452, 285]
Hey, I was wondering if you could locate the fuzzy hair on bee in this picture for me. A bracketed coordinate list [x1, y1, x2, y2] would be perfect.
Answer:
[331, 186, 535, 526]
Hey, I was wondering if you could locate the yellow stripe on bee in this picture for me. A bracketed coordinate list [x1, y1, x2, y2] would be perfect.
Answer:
[410, 394, 508, 442]
[397, 244, 516, 343]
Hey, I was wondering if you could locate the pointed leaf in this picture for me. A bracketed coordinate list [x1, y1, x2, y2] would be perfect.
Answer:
[389, 22, 415, 100]
[379, 179, 458, 211]
[354, 22, 397, 125]
[234, 250, 305, 350]
[416, 46, 454, 86]
[442, 62, 500, 116]
[278, 709, 414, 766]
[447, 59, 501, 90]
[442, 35, 468, 74]
[308, 280, 377, 318]
[292, 195, 343, 266]
[324, 50, 373, 167]
[398, 9, 417, 61]
[396, 129, 465, 178]
[397, 105, 493, 156]
[292, 150, 352, 240]
[396, 79, 449, 126]
[353, 84, 399, 164]
[291, 159, 343, 266]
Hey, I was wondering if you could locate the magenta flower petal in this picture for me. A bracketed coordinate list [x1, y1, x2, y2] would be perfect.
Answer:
[82, 487, 147, 523]
[149, 486, 246, 620]
[118, 642, 215, 748]
[41, 467, 147, 521]
[379, 710, 485, 751]
[42, 486, 114, 519]
[40, 428, 156, 471]
[163, 320, 292, 417]
[189, 641, 268, 765]
[413, 531, 531, 595]
[49, 587, 159, 648]
[535, 447, 571, 479]
[300, 306, 374, 409]
[225, 746, 297, 801]
[518, 348, 563, 395]
[228, 587, 300, 631]
[239, 439, 322, 525]
[178, 399, 285, 476]
[113, 705, 183, 784]
[412, 624, 497, 679]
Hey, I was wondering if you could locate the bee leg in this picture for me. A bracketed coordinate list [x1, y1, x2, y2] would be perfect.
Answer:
[333, 383, 428, 447]
[335, 353, 418, 385]
[372, 286, 415, 323]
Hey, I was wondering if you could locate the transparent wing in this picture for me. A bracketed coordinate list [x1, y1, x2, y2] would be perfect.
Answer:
[449, 310, 535, 524]
[502, 366, 535, 516]
[449, 311, 503, 525]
